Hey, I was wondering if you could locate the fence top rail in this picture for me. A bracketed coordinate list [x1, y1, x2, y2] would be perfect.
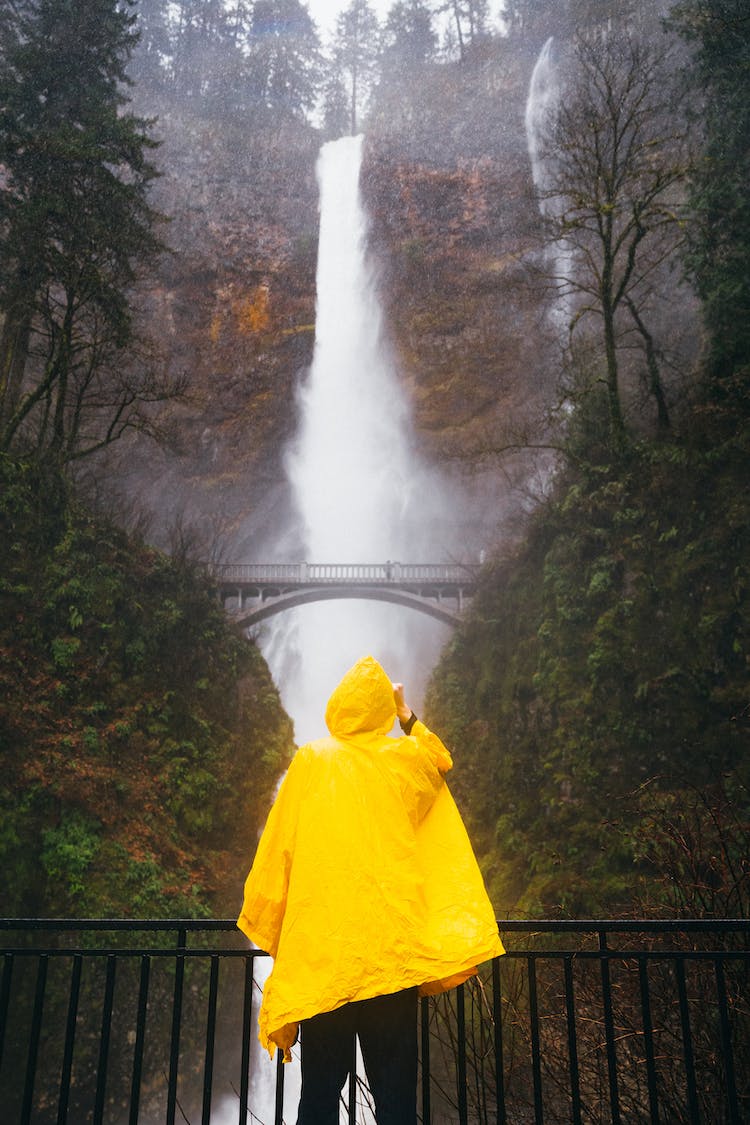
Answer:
[2, 917, 749, 934]
[499, 918, 750, 933]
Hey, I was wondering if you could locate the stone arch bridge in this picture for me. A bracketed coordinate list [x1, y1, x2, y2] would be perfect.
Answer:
[213, 562, 479, 628]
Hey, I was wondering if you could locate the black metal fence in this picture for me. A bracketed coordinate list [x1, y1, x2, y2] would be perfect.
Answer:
[1, 919, 748, 1124]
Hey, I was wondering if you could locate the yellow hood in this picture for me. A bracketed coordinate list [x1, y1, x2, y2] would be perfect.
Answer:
[324, 655, 396, 739]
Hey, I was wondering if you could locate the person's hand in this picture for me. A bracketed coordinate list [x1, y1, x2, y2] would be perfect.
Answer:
[392, 682, 412, 723]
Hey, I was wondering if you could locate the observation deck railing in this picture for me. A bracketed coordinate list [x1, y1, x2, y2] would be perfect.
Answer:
[1, 918, 748, 1124]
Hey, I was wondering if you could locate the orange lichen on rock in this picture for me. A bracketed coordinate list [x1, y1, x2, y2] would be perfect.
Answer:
[236, 284, 271, 335]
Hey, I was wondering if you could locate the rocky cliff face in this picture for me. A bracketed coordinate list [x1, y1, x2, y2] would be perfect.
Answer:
[114, 45, 553, 557]
[363, 104, 551, 466]
[110, 101, 321, 556]
[363, 46, 557, 520]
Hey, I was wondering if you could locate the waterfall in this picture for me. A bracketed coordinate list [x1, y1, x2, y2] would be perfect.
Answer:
[525, 37, 572, 329]
[263, 133, 453, 745]
[525, 37, 557, 200]
[290, 134, 412, 563]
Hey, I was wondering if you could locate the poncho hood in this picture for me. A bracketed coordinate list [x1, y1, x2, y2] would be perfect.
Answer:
[324, 655, 396, 739]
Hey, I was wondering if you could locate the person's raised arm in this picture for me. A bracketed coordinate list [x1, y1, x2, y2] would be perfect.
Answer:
[392, 681, 417, 733]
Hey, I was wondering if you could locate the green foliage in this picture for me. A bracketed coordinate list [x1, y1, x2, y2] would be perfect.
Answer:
[0, 0, 168, 462]
[380, 0, 437, 78]
[247, 0, 321, 120]
[427, 430, 750, 917]
[0, 454, 295, 917]
[671, 0, 750, 386]
[41, 811, 101, 905]
[131, 0, 321, 123]
[332, 0, 381, 133]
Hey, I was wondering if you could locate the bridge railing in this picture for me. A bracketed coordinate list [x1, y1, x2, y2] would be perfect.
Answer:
[213, 562, 478, 586]
[1, 918, 748, 1124]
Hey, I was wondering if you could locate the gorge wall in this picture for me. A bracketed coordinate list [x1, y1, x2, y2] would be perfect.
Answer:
[113, 40, 555, 559]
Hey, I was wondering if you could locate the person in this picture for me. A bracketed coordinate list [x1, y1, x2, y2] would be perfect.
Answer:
[237, 654, 504, 1125]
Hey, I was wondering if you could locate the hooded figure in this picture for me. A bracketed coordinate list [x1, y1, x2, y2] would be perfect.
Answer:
[237, 656, 504, 1120]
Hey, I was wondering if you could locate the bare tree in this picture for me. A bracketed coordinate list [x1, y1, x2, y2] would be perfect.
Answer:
[538, 32, 688, 450]
[1, 281, 183, 462]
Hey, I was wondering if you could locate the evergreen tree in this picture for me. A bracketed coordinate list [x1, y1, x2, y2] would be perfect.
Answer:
[501, 0, 554, 36]
[169, 0, 237, 99]
[671, 0, 750, 389]
[0, 0, 167, 462]
[247, 0, 320, 119]
[332, 0, 381, 133]
[381, 0, 436, 77]
[440, 0, 490, 60]
[320, 61, 351, 138]
[128, 0, 172, 88]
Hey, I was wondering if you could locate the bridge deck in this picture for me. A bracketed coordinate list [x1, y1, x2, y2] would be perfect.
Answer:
[213, 562, 478, 587]
[212, 563, 479, 626]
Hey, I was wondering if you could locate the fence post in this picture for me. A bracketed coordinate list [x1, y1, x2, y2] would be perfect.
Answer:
[492, 957, 506, 1125]
[239, 956, 254, 1125]
[715, 957, 741, 1124]
[94, 954, 117, 1124]
[563, 955, 582, 1125]
[598, 931, 621, 1125]
[129, 955, 151, 1125]
[166, 927, 187, 1125]
[674, 957, 700, 1124]
[20, 954, 47, 1125]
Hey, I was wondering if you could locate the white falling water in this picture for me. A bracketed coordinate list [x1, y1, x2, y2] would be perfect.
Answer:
[290, 134, 413, 561]
[263, 133, 454, 745]
[525, 37, 573, 328]
[525, 37, 558, 199]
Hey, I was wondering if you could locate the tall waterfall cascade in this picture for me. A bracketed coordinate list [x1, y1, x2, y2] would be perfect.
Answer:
[262, 133, 458, 746]
[289, 135, 413, 565]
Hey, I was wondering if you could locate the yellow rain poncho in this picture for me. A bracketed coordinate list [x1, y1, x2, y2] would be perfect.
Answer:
[237, 655, 504, 1058]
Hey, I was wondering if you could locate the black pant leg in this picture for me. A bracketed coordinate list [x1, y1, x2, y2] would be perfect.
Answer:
[356, 988, 418, 1125]
[296, 1003, 356, 1125]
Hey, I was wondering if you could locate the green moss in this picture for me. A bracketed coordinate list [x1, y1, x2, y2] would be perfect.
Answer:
[427, 436, 750, 918]
[0, 454, 295, 918]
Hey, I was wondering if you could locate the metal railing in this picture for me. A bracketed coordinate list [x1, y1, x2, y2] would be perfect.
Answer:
[1, 919, 748, 1124]
[212, 563, 477, 586]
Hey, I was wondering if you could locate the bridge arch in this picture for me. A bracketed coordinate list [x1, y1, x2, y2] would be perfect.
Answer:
[233, 585, 460, 628]
[213, 562, 477, 630]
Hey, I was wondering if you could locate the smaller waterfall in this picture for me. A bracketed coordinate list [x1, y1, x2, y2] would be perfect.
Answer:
[525, 37, 558, 199]
[525, 37, 573, 329]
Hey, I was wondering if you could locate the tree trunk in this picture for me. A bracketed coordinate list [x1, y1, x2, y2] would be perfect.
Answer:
[451, 0, 465, 61]
[350, 60, 358, 134]
[50, 302, 75, 457]
[602, 299, 625, 451]
[601, 222, 626, 452]
[626, 297, 670, 436]
[0, 305, 32, 430]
